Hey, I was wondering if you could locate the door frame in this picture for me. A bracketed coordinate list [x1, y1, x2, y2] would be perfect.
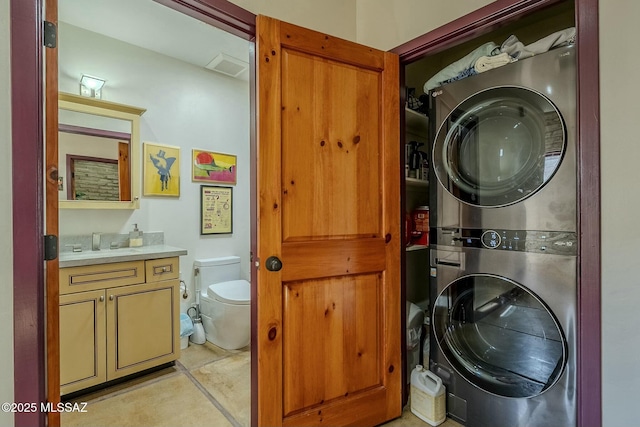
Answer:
[10, 1, 257, 426]
[11, 1, 600, 427]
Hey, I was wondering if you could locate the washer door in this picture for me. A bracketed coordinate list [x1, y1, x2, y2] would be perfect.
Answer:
[433, 86, 565, 207]
[433, 274, 567, 398]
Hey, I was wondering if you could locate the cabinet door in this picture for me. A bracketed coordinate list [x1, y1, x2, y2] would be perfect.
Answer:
[59, 290, 106, 395]
[106, 280, 179, 380]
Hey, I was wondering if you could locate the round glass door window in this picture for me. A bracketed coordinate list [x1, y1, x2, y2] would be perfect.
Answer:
[432, 86, 565, 207]
[432, 274, 567, 398]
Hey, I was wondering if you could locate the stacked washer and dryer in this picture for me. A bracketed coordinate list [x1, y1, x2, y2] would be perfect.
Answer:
[427, 45, 577, 427]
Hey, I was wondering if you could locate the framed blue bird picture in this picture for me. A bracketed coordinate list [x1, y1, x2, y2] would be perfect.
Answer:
[143, 142, 180, 197]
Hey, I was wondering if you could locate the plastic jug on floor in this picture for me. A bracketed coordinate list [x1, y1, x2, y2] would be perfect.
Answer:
[410, 365, 446, 426]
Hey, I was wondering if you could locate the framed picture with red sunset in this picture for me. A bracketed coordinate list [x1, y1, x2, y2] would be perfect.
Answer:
[192, 149, 237, 185]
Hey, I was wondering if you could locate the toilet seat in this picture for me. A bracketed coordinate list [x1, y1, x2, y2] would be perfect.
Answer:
[207, 279, 249, 305]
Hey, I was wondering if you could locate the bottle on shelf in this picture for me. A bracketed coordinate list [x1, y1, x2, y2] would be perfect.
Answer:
[408, 141, 425, 179]
[420, 153, 429, 182]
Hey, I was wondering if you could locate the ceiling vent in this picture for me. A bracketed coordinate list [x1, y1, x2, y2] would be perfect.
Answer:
[205, 53, 248, 78]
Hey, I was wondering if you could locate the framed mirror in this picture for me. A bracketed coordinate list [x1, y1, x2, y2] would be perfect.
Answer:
[58, 93, 145, 209]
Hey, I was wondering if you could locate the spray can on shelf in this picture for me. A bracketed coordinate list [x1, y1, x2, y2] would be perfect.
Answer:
[420, 154, 429, 181]
[411, 206, 429, 246]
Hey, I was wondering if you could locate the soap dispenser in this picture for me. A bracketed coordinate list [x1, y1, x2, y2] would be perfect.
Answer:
[129, 224, 143, 247]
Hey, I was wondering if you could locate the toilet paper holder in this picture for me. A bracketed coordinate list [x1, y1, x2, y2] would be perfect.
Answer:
[180, 279, 188, 299]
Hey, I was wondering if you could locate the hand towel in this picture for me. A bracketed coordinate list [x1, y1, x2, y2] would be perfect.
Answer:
[474, 52, 514, 73]
[424, 42, 499, 91]
[501, 27, 576, 60]
[180, 312, 194, 337]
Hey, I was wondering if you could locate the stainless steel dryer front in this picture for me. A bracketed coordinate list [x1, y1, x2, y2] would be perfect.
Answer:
[429, 45, 576, 231]
[429, 228, 576, 427]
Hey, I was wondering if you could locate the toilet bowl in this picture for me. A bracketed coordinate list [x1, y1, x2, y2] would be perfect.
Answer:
[199, 279, 250, 350]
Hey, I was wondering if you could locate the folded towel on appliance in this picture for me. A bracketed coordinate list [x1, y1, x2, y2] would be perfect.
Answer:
[180, 313, 194, 337]
[474, 52, 514, 73]
[424, 41, 499, 91]
[440, 67, 478, 85]
[501, 27, 576, 60]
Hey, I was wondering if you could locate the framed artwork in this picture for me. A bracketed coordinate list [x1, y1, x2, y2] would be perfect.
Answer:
[143, 142, 180, 197]
[192, 149, 237, 185]
[200, 185, 233, 235]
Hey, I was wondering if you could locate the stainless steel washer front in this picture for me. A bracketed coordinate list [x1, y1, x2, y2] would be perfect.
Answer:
[429, 231, 576, 427]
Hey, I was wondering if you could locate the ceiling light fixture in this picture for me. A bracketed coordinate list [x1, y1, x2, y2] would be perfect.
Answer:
[79, 74, 106, 99]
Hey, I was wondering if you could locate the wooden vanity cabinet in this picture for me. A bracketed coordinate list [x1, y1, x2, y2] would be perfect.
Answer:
[59, 257, 180, 395]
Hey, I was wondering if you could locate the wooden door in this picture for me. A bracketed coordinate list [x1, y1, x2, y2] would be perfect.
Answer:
[256, 16, 401, 427]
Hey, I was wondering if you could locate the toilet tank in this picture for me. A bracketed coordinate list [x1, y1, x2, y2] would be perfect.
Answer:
[194, 256, 242, 288]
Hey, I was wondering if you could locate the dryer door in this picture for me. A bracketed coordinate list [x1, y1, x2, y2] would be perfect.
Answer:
[432, 86, 565, 207]
[432, 274, 567, 398]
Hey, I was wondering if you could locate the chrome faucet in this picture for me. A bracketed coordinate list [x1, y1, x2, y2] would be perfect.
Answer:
[92, 233, 101, 251]
[65, 244, 82, 253]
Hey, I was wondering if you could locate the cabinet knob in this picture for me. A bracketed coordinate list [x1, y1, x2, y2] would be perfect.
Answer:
[99, 295, 104, 302]
[162, 267, 167, 272]
[109, 295, 114, 301]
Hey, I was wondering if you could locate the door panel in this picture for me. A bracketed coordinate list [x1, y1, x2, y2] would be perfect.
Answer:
[257, 15, 400, 427]
[281, 49, 381, 241]
[283, 274, 381, 416]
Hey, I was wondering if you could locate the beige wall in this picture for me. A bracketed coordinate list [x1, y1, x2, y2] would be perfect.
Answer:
[355, 0, 494, 50]
[0, 0, 14, 425]
[228, 0, 492, 50]
[599, 2, 639, 426]
[228, 0, 357, 42]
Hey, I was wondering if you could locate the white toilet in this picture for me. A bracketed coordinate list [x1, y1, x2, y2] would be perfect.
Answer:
[194, 256, 250, 350]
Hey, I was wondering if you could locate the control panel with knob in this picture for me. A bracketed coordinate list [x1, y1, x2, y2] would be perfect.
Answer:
[434, 228, 577, 256]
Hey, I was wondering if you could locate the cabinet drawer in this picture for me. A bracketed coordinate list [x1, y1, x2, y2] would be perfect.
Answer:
[60, 261, 146, 295]
[145, 257, 179, 282]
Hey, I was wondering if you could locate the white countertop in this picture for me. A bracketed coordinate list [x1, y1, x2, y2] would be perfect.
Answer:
[59, 244, 188, 268]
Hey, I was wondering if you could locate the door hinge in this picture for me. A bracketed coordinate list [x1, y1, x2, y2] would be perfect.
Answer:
[43, 21, 57, 48]
[44, 235, 58, 261]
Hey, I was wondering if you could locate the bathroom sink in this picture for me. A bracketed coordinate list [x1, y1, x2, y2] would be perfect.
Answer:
[59, 244, 188, 268]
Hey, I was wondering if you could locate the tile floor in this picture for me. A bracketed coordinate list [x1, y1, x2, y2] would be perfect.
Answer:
[62, 341, 250, 427]
[62, 342, 461, 427]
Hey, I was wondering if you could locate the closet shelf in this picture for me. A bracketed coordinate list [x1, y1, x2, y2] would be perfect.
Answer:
[405, 107, 429, 135]
[406, 177, 429, 187]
